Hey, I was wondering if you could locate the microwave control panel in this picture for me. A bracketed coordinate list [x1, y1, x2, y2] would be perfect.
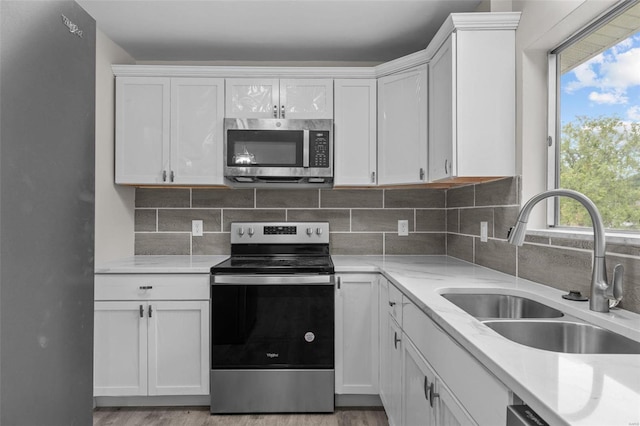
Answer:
[309, 131, 330, 168]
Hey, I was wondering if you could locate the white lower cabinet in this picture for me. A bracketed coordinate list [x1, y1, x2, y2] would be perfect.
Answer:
[379, 279, 504, 426]
[335, 274, 379, 395]
[94, 275, 210, 397]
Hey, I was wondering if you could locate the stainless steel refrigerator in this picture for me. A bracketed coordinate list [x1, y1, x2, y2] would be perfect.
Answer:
[0, 2, 96, 424]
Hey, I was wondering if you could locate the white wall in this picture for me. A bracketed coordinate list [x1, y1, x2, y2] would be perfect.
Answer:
[513, 0, 617, 226]
[95, 29, 135, 263]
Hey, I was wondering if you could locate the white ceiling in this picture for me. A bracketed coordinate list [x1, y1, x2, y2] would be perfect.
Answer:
[78, 0, 483, 63]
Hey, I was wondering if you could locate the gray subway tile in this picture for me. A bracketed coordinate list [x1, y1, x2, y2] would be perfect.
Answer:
[446, 185, 474, 208]
[135, 233, 190, 255]
[222, 209, 286, 231]
[135, 188, 190, 208]
[330, 233, 383, 255]
[494, 206, 520, 240]
[158, 209, 221, 232]
[517, 244, 592, 295]
[321, 189, 383, 208]
[607, 242, 640, 256]
[352, 209, 414, 232]
[192, 188, 254, 208]
[475, 177, 518, 206]
[192, 233, 231, 255]
[524, 235, 549, 244]
[447, 209, 460, 233]
[447, 234, 474, 263]
[550, 237, 594, 251]
[385, 233, 446, 255]
[475, 238, 516, 276]
[256, 189, 319, 208]
[384, 189, 445, 208]
[416, 210, 446, 232]
[459, 208, 494, 237]
[135, 209, 156, 232]
[287, 209, 350, 232]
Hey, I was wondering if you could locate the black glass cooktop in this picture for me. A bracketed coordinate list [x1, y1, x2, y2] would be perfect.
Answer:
[211, 255, 334, 275]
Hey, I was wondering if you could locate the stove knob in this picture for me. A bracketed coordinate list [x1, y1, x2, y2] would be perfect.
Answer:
[248, 227, 255, 236]
[238, 227, 245, 236]
[316, 228, 323, 236]
[306, 227, 313, 236]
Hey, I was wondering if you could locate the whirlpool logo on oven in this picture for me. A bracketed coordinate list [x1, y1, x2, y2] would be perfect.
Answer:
[266, 353, 279, 359]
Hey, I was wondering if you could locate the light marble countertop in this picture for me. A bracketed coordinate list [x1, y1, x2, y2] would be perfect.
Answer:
[95, 254, 640, 426]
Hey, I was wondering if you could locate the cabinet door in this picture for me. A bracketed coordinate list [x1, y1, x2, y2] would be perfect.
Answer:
[381, 315, 403, 426]
[429, 34, 456, 181]
[437, 380, 477, 426]
[377, 65, 428, 185]
[115, 77, 170, 184]
[171, 78, 225, 185]
[280, 79, 334, 119]
[335, 274, 379, 395]
[225, 78, 279, 118]
[333, 79, 377, 186]
[94, 301, 148, 396]
[403, 338, 437, 426]
[147, 301, 210, 396]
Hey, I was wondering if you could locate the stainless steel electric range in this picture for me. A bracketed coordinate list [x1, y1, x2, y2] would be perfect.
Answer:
[209, 222, 335, 414]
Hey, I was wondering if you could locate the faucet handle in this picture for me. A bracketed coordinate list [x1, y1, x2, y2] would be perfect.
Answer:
[607, 264, 624, 308]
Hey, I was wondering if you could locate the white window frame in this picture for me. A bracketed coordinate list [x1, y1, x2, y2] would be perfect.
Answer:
[546, 0, 640, 235]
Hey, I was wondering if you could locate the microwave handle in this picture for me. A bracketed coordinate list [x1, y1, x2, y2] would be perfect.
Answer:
[303, 130, 309, 168]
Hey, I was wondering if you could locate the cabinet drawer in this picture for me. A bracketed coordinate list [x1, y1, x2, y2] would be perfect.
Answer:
[387, 284, 403, 326]
[403, 301, 510, 426]
[95, 274, 210, 301]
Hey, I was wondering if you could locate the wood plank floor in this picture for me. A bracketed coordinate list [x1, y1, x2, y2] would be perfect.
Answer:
[93, 407, 389, 426]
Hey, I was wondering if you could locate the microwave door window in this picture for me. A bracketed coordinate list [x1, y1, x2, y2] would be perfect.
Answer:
[227, 130, 303, 167]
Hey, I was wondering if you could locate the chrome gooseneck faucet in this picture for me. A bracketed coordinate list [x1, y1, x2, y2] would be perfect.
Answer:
[508, 189, 624, 313]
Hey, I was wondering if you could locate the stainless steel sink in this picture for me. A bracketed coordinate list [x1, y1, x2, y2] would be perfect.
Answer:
[441, 293, 564, 319]
[484, 320, 640, 354]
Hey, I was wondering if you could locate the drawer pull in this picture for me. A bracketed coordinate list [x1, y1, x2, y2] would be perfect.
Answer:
[139, 305, 144, 318]
[428, 382, 439, 407]
[424, 376, 429, 401]
[148, 305, 153, 318]
[139, 286, 153, 290]
[394, 331, 401, 349]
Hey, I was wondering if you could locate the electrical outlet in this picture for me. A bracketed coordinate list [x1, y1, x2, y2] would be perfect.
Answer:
[192, 220, 203, 237]
[480, 221, 488, 242]
[398, 220, 409, 236]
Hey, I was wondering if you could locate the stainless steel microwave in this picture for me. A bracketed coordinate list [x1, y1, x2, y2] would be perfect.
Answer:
[224, 118, 333, 187]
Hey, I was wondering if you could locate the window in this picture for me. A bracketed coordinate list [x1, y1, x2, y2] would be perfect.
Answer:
[549, 1, 640, 232]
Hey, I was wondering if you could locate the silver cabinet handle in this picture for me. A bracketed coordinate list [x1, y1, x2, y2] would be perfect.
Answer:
[139, 304, 144, 318]
[162, 170, 167, 182]
[170, 170, 175, 182]
[419, 168, 425, 181]
[371, 171, 376, 183]
[444, 159, 448, 175]
[273, 105, 277, 118]
[394, 331, 401, 349]
[281, 105, 285, 118]
[389, 301, 396, 307]
[337, 276, 341, 290]
[139, 286, 152, 290]
[424, 376, 429, 401]
[148, 305, 153, 318]
[428, 382, 439, 408]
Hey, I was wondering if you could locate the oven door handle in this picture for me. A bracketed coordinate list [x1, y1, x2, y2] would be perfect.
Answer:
[212, 274, 335, 285]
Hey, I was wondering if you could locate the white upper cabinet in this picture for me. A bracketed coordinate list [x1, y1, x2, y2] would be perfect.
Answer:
[226, 78, 333, 119]
[428, 17, 517, 182]
[171, 78, 225, 185]
[115, 76, 225, 185]
[377, 65, 428, 186]
[333, 79, 377, 186]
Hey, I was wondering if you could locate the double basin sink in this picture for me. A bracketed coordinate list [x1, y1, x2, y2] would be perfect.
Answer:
[441, 293, 640, 354]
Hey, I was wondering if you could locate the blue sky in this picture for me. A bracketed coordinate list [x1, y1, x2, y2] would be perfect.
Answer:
[560, 31, 640, 126]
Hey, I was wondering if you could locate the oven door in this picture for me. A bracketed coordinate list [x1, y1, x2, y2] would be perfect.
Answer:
[211, 274, 335, 370]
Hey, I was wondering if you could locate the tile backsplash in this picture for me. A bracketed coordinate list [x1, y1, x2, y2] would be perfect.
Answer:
[135, 187, 447, 256]
[134, 177, 640, 313]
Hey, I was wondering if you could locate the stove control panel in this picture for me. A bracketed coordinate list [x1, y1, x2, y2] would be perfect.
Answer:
[231, 222, 330, 244]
